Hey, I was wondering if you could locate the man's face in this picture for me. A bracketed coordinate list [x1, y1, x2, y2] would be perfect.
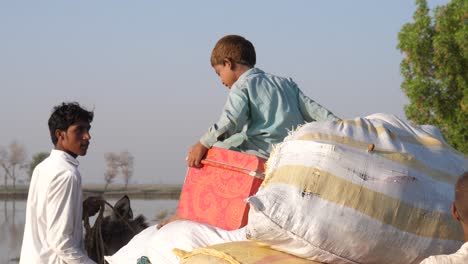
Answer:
[213, 63, 237, 89]
[58, 120, 91, 157]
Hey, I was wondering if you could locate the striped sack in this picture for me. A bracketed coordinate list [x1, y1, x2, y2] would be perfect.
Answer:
[246, 113, 467, 264]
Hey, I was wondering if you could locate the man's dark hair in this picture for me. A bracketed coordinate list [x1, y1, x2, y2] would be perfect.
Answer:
[48, 102, 94, 145]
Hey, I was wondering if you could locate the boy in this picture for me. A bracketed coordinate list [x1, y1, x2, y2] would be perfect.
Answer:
[420, 171, 468, 263]
[186, 34, 339, 168]
[159, 35, 339, 228]
[20, 102, 98, 264]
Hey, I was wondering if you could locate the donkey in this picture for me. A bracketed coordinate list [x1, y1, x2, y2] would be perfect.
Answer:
[84, 195, 149, 263]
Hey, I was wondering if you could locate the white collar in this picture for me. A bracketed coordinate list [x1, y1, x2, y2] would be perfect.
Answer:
[50, 149, 79, 167]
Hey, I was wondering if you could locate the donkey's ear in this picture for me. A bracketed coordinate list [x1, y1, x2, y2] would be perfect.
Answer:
[113, 195, 133, 220]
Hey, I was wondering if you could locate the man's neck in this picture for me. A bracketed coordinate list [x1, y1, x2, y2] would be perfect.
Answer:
[54, 146, 78, 159]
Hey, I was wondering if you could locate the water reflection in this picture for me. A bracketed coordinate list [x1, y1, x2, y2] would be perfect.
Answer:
[1, 199, 25, 263]
[0, 198, 178, 263]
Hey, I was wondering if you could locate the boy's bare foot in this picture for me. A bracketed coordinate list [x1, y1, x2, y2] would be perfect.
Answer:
[156, 213, 184, 229]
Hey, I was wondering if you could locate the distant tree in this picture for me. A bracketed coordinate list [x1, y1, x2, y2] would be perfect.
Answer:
[103, 151, 135, 191]
[119, 151, 134, 190]
[0, 141, 27, 190]
[397, 0, 467, 153]
[104, 153, 120, 191]
[28, 152, 49, 180]
[0, 148, 7, 189]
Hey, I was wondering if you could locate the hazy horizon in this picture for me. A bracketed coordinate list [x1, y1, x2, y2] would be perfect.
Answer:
[0, 0, 450, 185]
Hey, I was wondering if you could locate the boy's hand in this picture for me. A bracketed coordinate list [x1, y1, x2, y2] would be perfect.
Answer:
[82, 196, 103, 219]
[187, 142, 208, 168]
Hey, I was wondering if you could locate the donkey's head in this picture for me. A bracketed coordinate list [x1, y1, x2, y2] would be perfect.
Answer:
[85, 195, 149, 263]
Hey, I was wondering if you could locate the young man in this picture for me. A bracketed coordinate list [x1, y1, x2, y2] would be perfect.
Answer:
[421, 171, 468, 263]
[186, 34, 339, 168]
[20, 102, 99, 264]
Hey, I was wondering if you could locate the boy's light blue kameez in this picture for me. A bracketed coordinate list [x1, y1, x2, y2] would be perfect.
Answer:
[200, 68, 339, 158]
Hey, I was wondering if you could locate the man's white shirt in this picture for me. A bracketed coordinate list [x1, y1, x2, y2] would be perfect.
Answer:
[420, 242, 468, 264]
[19, 149, 95, 264]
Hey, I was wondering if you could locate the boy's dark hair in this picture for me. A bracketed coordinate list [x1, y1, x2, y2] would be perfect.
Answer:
[210, 35, 256, 67]
[48, 102, 94, 145]
[455, 171, 468, 221]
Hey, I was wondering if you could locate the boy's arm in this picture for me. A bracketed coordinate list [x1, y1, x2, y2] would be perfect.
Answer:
[199, 88, 249, 148]
[46, 171, 96, 264]
[297, 88, 340, 122]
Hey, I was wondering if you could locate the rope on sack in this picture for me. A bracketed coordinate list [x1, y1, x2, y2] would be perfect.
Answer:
[83, 198, 138, 264]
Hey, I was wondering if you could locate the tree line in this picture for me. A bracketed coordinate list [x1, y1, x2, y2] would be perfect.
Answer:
[0, 141, 135, 191]
[398, 0, 466, 153]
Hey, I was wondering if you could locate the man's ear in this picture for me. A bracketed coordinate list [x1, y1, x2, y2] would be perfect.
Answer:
[55, 129, 65, 142]
[451, 202, 461, 221]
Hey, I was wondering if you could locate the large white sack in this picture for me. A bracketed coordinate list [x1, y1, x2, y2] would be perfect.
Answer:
[246, 113, 467, 264]
[105, 221, 246, 264]
[104, 225, 157, 264]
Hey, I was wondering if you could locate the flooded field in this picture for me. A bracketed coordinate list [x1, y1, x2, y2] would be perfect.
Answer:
[0, 198, 179, 263]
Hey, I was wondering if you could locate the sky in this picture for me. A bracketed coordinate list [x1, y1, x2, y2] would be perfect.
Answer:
[0, 0, 450, 185]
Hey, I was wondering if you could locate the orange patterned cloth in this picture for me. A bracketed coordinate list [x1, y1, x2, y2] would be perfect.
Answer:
[177, 147, 266, 230]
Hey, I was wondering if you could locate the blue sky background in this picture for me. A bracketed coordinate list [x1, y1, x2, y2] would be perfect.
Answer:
[0, 0, 449, 184]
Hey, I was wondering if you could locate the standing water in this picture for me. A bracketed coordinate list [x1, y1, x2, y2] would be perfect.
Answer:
[0, 198, 179, 263]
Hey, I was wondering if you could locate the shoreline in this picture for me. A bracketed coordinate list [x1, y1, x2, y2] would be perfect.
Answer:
[0, 184, 183, 200]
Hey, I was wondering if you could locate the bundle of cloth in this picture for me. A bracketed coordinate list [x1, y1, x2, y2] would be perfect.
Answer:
[246, 113, 467, 264]
[106, 113, 467, 264]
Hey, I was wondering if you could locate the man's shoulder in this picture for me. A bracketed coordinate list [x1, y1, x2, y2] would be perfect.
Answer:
[36, 154, 79, 178]
[420, 255, 462, 264]
[420, 242, 468, 264]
